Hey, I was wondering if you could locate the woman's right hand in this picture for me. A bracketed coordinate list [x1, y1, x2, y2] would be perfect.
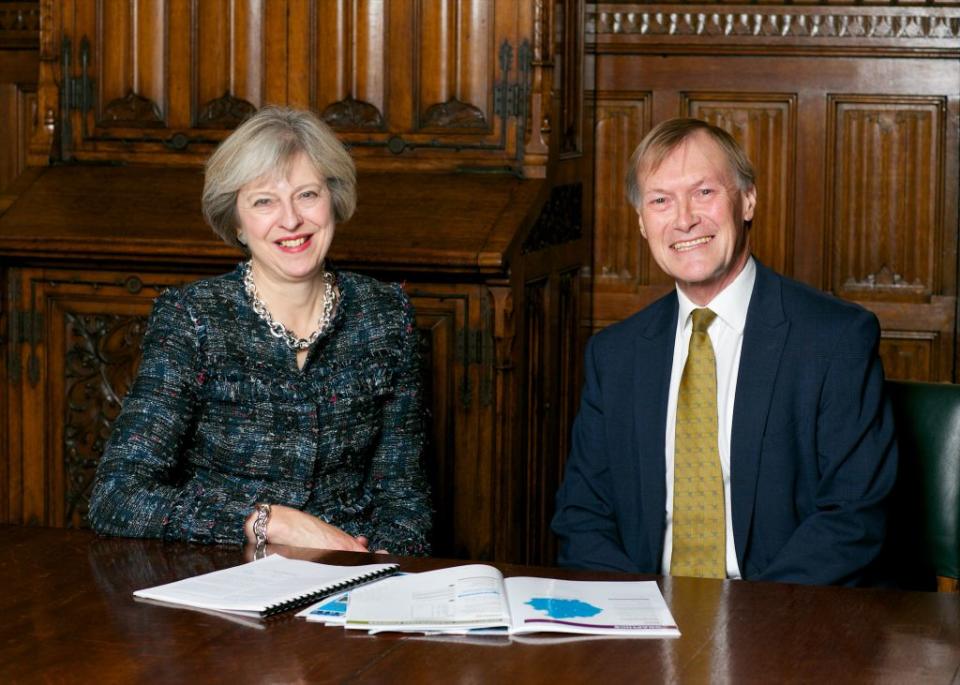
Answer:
[247, 504, 370, 552]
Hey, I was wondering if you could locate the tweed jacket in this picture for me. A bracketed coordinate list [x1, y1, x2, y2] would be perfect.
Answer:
[88, 264, 432, 555]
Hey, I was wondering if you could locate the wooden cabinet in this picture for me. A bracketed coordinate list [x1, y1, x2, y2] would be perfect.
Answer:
[0, 167, 585, 565]
[584, 2, 960, 382]
[33, 0, 585, 177]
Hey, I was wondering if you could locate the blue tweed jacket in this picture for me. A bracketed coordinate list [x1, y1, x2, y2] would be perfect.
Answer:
[88, 264, 432, 555]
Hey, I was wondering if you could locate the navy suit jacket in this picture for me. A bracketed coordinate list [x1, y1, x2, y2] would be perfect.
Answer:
[552, 260, 898, 586]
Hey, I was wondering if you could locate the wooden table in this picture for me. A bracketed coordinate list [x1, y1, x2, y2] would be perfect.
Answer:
[2, 526, 958, 684]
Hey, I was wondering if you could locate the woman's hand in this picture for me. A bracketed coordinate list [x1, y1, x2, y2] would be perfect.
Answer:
[245, 504, 370, 552]
[355, 536, 389, 554]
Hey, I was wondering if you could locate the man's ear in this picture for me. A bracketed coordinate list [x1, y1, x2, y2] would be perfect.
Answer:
[742, 186, 757, 222]
[637, 210, 647, 240]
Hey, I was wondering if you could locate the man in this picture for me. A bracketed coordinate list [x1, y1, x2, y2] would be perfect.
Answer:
[552, 118, 897, 585]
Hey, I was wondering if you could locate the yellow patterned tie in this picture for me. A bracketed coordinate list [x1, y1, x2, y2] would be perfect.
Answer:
[671, 307, 725, 579]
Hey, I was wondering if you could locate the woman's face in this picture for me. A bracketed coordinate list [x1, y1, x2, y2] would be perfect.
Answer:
[236, 152, 335, 285]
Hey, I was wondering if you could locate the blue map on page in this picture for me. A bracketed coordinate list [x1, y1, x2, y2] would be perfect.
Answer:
[525, 598, 602, 620]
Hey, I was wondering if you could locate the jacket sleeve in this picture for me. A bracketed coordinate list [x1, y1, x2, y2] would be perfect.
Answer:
[552, 336, 642, 572]
[88, 288, 256, 544]
[753, 310, 898, 586]
[362, 288, 433, 555]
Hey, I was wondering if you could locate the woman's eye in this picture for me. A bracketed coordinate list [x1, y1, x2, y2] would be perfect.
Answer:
[299, 190, 318, 200]
[252, 198, 271, 207]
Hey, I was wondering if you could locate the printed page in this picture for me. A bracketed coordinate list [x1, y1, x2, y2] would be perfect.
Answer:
[503, 577, 680, 638]
[133, 554, 396, 615]
[345, 564, 511, 632]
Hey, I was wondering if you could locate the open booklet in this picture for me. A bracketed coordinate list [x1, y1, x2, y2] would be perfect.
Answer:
[133, 554, 398, 618]
[342, 564, 680, 638]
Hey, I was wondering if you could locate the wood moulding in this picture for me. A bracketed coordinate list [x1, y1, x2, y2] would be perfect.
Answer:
[586, 3, 960, 55]
[322, 96, 385, 130]
[421, 98, 487, 130]
[197, 92, 256, 129]
[101, 91, 163, 128]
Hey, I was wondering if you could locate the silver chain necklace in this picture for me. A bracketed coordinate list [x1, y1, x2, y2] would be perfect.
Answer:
[243, 261, 339, 351]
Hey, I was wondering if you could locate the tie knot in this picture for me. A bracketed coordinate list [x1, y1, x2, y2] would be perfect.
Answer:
[691, 308, 716, 333]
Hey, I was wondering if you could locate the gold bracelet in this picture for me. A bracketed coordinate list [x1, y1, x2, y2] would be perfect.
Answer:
[253, 503, 271, 549]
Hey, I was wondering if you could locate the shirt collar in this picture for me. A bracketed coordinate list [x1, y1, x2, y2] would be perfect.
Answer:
[676, 256, 756, 333]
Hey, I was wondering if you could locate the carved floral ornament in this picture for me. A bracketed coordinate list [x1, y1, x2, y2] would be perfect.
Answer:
[587, 8, 960, 41]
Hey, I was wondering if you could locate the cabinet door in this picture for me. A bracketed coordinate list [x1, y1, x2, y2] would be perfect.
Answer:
[3, 267, 200, 528]
[407, 283, 500, 560]
[40, 1, 549, 173]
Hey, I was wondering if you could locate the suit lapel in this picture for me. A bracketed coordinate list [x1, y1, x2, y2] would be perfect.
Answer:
[730, 261, 789, 570]
[634, 295, 678, 566]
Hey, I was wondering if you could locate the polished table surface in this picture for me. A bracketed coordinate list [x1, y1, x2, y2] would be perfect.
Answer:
[2, 526, 959, 684]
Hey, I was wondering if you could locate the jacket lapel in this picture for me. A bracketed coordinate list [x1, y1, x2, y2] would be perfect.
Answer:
[634, 295, 678, 566]
[730, 261, 789, 570]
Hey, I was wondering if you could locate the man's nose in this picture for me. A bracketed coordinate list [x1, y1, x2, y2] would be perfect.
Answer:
[674, 198, 697, 230]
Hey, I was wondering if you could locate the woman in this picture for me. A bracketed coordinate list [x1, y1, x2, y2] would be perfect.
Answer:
[88, 106, 431, 555]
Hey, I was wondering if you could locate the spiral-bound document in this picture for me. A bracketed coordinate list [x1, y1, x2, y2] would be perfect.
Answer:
[133, 554, 398, 618]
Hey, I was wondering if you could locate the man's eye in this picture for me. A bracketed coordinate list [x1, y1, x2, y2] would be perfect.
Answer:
[650, 197, 666, 205]
[699, 188, 713, 197]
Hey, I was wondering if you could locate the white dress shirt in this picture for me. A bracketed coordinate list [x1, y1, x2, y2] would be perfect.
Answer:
[660, 257, 756, 579]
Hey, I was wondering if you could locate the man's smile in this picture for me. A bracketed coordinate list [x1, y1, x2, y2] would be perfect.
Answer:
[671, 235, 714, 251]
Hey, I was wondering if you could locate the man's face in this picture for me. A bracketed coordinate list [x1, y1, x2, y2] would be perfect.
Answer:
[636, 131, 757, 305]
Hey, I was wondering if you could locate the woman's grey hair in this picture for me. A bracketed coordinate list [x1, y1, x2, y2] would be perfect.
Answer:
[625, 118, 755, 209]
[202, 106, 357, 249]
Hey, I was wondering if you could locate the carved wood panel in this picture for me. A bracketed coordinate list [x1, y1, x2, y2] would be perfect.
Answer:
[38, 0, 573, 174]
[828, 97, 944, 302]
[592, 93, 650, 288]
[686, 96, 796, 277]
[3, 268, 191, 528]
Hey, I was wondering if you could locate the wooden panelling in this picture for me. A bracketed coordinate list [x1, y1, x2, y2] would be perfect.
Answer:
[315, 0, 388, 129]
[686, 96, 795, 277]
[0, 84, 34, 199]
[36, 0, 573, 175]
[558, 0, 584, 157]
[828, 97, 943, 301]
[417, 0, 491, 130]
[585, 3, 960, 381]
[592, 93, 650, 288]
[879, 335, 935, 383]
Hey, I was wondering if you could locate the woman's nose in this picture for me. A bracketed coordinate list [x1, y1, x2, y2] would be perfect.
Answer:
[278, 200, 302, 230]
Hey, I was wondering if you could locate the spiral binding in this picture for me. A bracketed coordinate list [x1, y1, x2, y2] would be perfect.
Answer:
[262, 563, 399, 617]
